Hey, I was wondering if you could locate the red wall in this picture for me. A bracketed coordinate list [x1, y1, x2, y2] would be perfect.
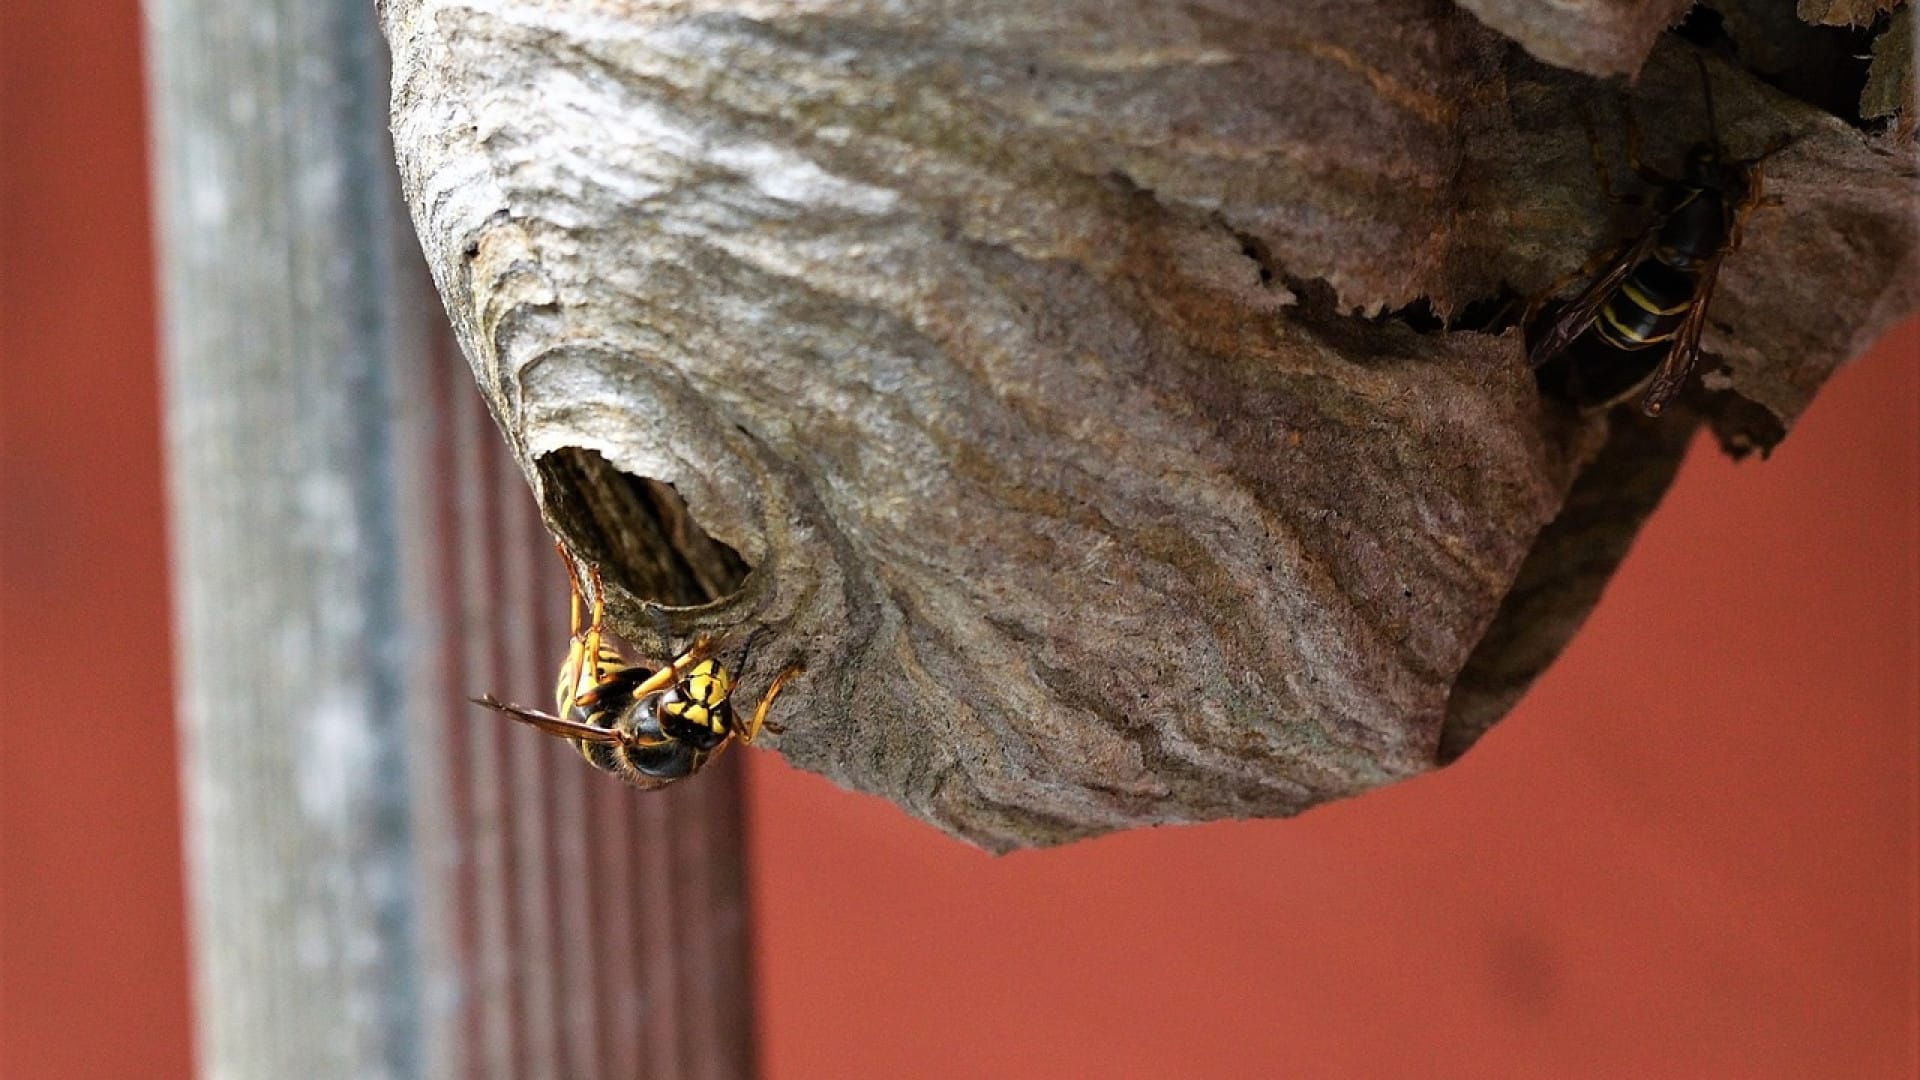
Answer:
[0, 6, 196, 1079]
[748, 320, 1918, 1079]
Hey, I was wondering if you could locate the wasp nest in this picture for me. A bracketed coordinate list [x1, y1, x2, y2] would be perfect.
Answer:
[386, 0, 1917, 849]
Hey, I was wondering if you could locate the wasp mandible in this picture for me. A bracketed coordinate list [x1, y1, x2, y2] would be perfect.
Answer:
[472, 545, 801, 788]
[1529, 54, 1790, 416]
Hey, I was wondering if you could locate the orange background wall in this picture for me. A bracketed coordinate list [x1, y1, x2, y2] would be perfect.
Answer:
[1, 6, 196, 1079]
[2, 6, 1914, 1079]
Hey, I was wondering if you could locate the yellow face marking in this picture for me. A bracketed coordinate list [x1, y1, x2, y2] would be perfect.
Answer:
[666, 700, 726, 734]
[687, 674, 716, 704]
[683, 661, 731, 706]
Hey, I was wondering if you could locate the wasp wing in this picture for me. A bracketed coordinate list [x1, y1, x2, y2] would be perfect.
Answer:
[471, 695, 627, 743]
[1527, 230, 1659, 369]
[1639, 254, 1724, 417]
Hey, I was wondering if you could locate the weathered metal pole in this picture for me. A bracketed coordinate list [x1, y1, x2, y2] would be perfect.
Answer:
[146, 1, 757, 1075]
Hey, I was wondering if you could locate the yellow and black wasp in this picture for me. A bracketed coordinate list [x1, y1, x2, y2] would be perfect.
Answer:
[472, 545, 801, 788]
[1530, 55, 1789, 416]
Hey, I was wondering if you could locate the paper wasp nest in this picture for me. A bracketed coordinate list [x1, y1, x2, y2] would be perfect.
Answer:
[385, 0, 1916, 849]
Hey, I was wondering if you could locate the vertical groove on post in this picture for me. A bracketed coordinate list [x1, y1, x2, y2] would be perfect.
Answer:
[151, 1, 760, 1076]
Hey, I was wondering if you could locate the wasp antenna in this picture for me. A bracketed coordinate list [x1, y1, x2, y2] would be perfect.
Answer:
[619, 595, 679, 664]
[644, 600, 677, 653]
[736, 623, 771, 672]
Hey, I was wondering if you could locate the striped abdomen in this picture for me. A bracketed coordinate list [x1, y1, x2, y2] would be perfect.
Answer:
[1590, 252, 1701, 351]
[1534, 184, 1731, 409]
[1588, 184, 1727, 352]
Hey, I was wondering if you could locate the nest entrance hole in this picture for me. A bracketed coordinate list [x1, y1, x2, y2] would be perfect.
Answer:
[536, 447, 751, 607]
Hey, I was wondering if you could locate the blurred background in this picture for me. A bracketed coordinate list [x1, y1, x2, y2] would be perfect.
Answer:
[3, 5, 1914, 1079]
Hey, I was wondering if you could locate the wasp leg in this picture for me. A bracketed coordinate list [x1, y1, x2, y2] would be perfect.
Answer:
[739, 664, 803, 743]
[554, 543, 594, 711]
[569, 561, 658, 714]
[1730, 171, 1778, 252]
[621, 635, 716, 702]
[556, 540, 584, 639]
[700, 663, 803, 768]
[1620, 95, 1672, 188]
[582, 563, 606, 677]
[1532, 105, 1654, 332]
[578, 563, 633, 686]
[1583, 107, 1643, 208]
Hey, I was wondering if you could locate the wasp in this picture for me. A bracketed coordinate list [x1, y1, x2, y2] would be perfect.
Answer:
[1529, 55, 1789, 416]
[472, 545, 801, 788]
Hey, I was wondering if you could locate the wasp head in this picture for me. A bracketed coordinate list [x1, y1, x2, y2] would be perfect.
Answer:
[652, 658, 737, 751]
